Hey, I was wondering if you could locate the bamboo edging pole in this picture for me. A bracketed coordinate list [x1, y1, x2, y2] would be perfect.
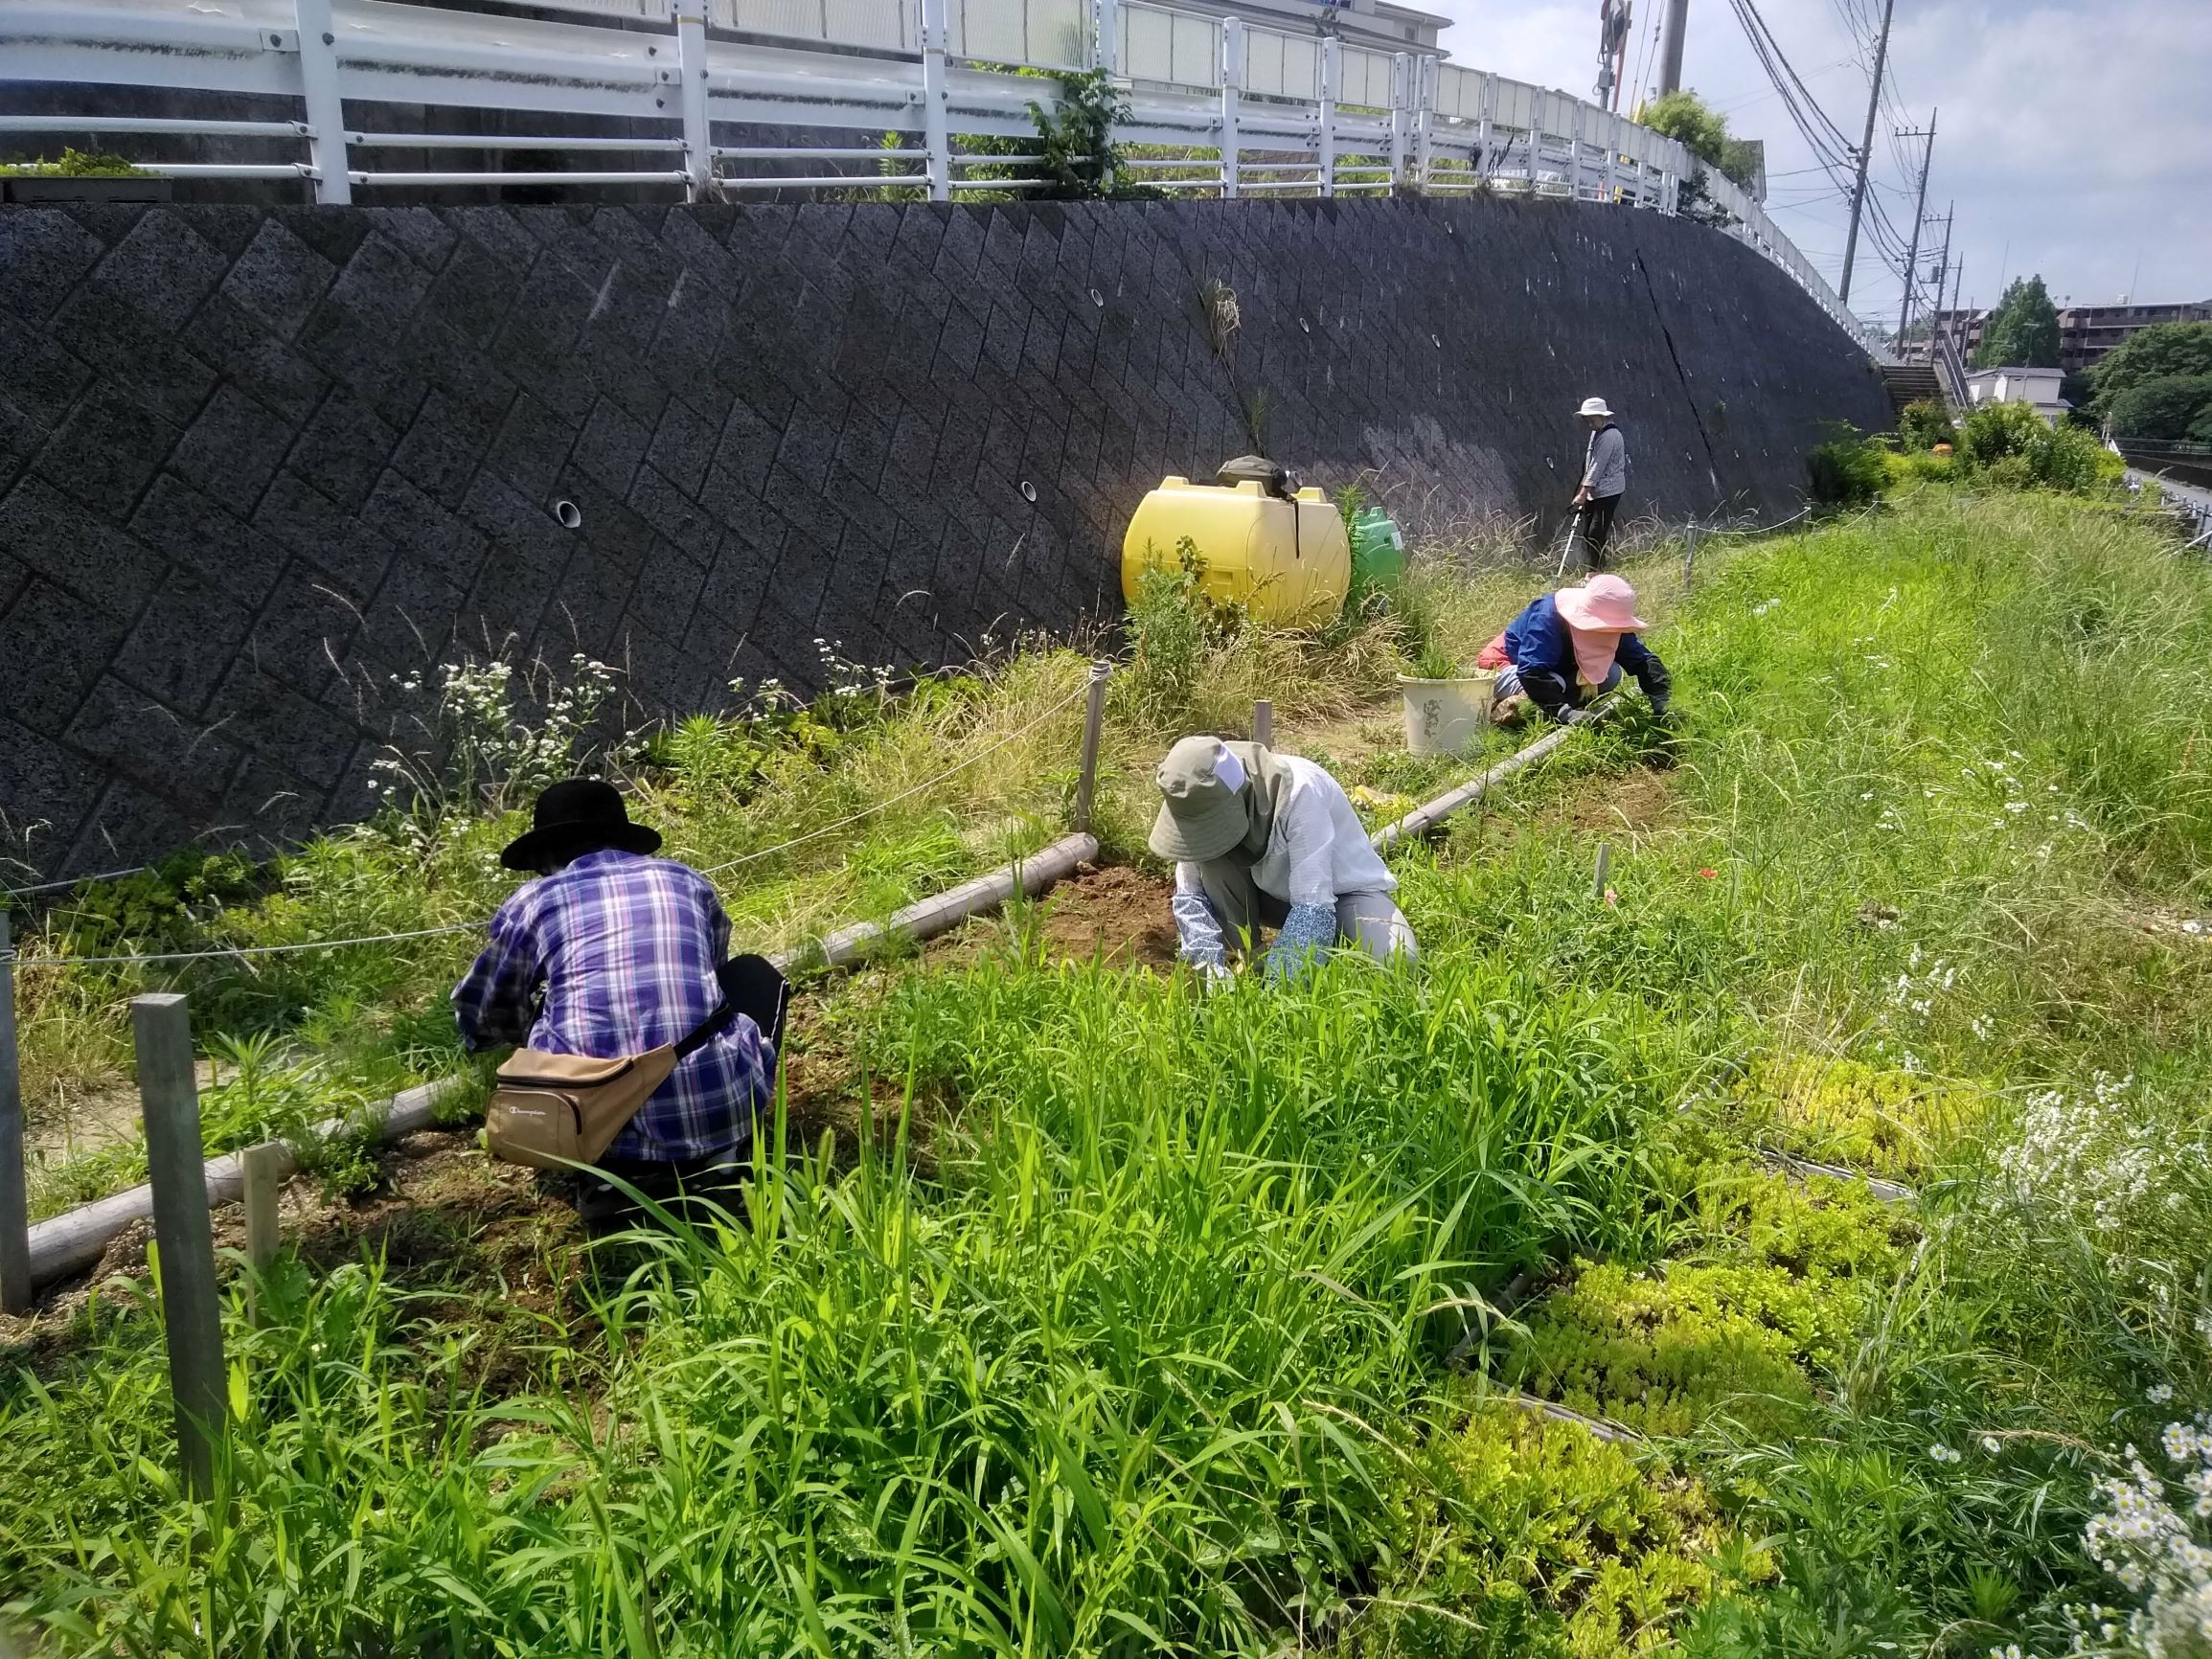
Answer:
[24, 1085, 429, 1294]
[1369, 698, 1614, 855]
[0, 910, 30, 1315]
[135, 992, 227, 1499]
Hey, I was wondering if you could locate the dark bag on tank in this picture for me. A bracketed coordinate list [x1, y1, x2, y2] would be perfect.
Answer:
[1215, 455, 1297, 499]
[485, 955, 787, 1170]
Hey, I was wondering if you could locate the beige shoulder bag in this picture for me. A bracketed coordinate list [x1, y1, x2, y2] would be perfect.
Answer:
[485, 957, 785, 1170]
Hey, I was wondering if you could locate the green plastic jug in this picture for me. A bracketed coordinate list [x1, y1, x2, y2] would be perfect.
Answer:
[1347, 508, 1405, 602]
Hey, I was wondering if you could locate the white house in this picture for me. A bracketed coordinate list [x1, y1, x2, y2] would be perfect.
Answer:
[1964, 366, 2068, 425]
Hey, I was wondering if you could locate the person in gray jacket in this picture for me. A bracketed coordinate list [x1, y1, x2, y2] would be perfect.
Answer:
[1570, 396, 1628, 570]
[1151, 736, 1417, 985]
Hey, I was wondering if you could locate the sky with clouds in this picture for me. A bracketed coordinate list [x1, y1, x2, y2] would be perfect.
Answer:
[1420, 0, 2212, 330]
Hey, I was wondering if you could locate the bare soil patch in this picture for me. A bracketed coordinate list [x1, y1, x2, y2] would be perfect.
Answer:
[927, 862, 1180, 972]
[1563, 766, 1676, 834]
[1, 1126, 582, 1366]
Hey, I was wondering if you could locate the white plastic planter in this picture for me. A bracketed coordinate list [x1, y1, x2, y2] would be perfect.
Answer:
[1398, 672, 1497, 757]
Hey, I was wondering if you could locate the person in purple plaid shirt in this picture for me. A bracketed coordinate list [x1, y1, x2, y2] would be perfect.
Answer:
[453, 779, 775, 1222]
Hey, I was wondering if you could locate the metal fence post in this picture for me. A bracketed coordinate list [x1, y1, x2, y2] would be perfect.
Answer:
[1473, 70, 1494, 178]
[1070, 660, 1111, 834]
[1412, 56, 1435, 192]
[289, 0, 352, 204]
[1252, 697, 1272, 746]
[1219, 17, 1242, 199]
[674, 6, 713, 201]
[0, 911, 29, 1316]
[1568, 101, 1585, 200]
[921, 0, 952, 203]
[1093, 0, 1118, 74]
[136, 992, 226, 1500]
[1317, 37, 1337, 198]
[1387, 53, 1410, 193]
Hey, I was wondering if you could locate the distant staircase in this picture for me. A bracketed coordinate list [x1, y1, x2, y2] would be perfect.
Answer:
[1878, 359, 1947, 420]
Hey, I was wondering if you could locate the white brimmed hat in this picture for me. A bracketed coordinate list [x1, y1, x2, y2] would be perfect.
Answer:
[1578, 397, 1613, 418]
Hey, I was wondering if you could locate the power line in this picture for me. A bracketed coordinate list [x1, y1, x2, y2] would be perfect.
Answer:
[1837, 0, 1896, 306]
[1628, 0, 1662, 109]
[1893, 111, 1937, 345]
[1724, 0, 1856, 171]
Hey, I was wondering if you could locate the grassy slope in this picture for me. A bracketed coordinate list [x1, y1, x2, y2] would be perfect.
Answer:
[7, 535, 1569, 1217]
[3, 488, 2210, 1656]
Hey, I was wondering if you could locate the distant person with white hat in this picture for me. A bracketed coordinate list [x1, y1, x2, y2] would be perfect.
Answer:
[1571, 396, 1628, 570]
[1150, 736, 1417, 984]
[1484, 574, 1671, 728]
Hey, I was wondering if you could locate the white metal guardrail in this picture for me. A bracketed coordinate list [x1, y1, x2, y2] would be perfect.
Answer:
[0, 0, 1869, 345]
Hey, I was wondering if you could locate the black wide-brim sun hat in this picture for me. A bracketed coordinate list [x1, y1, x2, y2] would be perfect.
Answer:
[499, 778, 662, 871]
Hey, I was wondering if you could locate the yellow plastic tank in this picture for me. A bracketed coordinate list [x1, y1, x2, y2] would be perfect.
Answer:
[1121, 477, 1351, 627]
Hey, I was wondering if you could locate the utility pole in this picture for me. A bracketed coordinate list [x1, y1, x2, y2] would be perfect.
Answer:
[1837, 0, 1895, 307]
[1893, 110, 1936, 351]
[1656, 0, 1689, 97]
[1924, 200, 1953, 362]
[1949, 255, 1965, 361]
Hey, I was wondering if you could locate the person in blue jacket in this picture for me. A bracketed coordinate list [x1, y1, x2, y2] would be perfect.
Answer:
[1486, 574, 1671, 726]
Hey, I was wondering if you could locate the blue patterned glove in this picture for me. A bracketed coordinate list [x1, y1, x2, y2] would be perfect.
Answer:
[1266, 903, 1337, 983]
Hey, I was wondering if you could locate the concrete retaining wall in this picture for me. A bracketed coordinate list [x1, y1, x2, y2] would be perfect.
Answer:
[0, 196, 1890, 878]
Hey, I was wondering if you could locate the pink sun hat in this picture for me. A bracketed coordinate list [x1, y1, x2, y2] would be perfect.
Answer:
[1555, 574, 1651, 633]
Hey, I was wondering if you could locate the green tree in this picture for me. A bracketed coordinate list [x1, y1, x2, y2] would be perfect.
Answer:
[1024, 70, 1130, 200]
[2105, 375, 2212, 442]
[1973, 275, 2062, 369]
[2085, 321, 2212, 420]
[1640, 90, 1760, 188]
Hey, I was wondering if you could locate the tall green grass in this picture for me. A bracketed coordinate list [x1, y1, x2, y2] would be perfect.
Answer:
[1, 954, 1668, 1653]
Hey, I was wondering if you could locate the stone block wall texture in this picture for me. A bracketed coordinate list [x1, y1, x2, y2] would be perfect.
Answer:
[0, 196, 1890, 880]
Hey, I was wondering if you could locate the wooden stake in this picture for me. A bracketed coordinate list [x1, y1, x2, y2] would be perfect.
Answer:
[1592, 840, 1612, 899]
[241, 1140, 284, 1324]
[1252, 697, 1273, 747]
[242, 1142, 283, 1269]
[0, 910, 29, 1315]
[135, 992, 226, 1499]
[1071, 659, 1110, 835]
